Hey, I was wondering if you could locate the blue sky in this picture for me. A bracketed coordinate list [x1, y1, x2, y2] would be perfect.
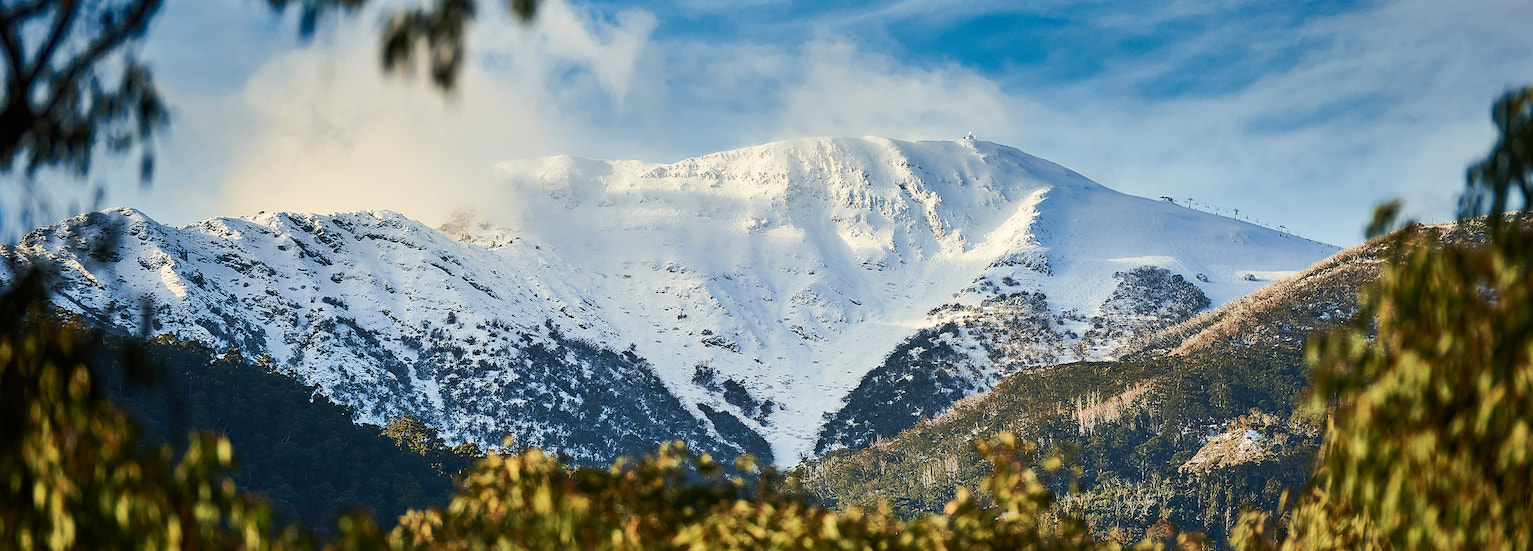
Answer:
[8, 0, 1533, 246]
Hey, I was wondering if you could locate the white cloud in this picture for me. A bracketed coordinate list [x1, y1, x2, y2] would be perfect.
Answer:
[210, 0, 659, 225]
[197, 0, 1022, 227]
[507, 1, 658, 107]
[771, 40, 1011, 142]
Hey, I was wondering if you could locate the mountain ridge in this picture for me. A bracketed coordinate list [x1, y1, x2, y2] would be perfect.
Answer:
[1, 136, 1340, 465]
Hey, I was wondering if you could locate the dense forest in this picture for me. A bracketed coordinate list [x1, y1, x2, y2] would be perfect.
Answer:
[48, 312, 476, 531]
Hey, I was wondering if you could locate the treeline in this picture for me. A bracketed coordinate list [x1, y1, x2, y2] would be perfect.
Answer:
[801, 347, 1317, 544]
[47, 310, 471, 531]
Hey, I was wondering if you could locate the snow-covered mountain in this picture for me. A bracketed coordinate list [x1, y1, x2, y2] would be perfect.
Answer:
[1, 136, 1339, 465]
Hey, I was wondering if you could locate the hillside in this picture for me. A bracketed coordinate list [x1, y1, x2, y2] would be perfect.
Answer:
[797, 234, 1401, 542]
[1123, 238, 1384, 359]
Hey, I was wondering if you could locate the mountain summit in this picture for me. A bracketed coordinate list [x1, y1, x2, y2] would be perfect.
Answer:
[3, 137, 1339, 465]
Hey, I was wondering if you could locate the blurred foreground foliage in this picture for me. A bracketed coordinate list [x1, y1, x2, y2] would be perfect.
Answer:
[337, 433, 1118, 550]
[1230, 85, 1533, 549]
[0, 273, 310, 549]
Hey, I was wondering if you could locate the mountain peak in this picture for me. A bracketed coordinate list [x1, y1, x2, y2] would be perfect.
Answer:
[11, 138, 1339, 465]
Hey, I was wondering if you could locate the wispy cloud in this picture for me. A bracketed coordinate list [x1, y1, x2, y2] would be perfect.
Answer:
[195, 0, 660, 224]
[1004, 0, 1533, 243]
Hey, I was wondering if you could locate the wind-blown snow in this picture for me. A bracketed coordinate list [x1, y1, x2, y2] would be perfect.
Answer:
[3, 136, 1339, 465]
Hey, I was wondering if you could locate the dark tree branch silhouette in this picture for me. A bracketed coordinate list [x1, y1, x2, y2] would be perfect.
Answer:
[0, 0, 167, 183]
[270, 0, 538, 90]
[1462, 85, 1533, 235]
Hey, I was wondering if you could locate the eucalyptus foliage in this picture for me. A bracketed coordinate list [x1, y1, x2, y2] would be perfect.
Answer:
[1234, 84, 1533, 550]
[0, 274, 309, 550]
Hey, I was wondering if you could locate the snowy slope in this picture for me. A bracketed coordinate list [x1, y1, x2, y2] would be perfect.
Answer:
[2, 136, 1339, 465]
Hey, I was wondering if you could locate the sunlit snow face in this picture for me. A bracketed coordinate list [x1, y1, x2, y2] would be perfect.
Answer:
[467, 136, 1337, 460]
